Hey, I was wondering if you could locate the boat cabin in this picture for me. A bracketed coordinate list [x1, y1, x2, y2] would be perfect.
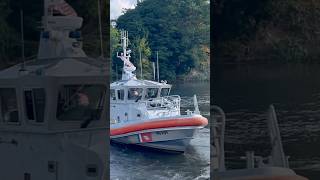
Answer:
[110, 79, 171, 103]
[110, 78, 182, 123]
[0, 58, 108, 132]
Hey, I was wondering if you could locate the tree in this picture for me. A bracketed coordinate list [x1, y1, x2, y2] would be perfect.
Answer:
[110, 26, 122, 80]
[0, 0, 18, 67]
[116, 0, 210, 80]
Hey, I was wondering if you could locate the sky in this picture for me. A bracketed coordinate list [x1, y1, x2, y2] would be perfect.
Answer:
[110, 0, 137, 20]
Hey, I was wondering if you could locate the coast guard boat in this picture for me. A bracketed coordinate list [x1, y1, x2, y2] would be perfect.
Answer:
[110, 30, 208, 153]
[0, 1, 108, 179]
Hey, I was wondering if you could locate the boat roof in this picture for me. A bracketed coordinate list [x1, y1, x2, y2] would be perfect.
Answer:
[0, 57, 108, 79]
[110, 79, 171, 88]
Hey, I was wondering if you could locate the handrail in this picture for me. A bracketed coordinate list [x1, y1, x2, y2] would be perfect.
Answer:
[212, 105, 226, 172]
[144, 95, 181, 111]
[267, 104, 289, 168]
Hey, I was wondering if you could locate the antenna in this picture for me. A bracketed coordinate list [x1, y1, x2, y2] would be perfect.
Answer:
[115, 64, 118, 80]
[152, 61, 156, 81]
[139, 48, 143, 79]
[44, 0, 48, 29]
[97, 0, 104, 58]
[117, 30, 136, 80]
[156, 51, 159, 82]
[20, 9, 26, 71]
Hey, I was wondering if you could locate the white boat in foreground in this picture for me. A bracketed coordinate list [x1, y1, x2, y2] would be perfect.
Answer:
[0, 1, 108, 179]
[110, 30, 208, 153]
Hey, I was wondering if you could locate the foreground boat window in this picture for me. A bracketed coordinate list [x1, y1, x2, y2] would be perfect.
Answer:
[145, 88, 158, 99]
[24, 88, 45, 123]
[0, 88, 19, 123]
[160, 88, 170, 97]
[128, 88, 143, 100]
[111, 89, 116, 100]
[117, 89, 125, 100]
[56, 85, 106, 121]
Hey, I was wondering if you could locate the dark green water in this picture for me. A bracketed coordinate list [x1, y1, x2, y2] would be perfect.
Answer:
[213, 64, 320, 180]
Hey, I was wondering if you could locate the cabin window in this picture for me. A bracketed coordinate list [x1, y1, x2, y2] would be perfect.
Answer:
[110, 90, 116, 100]
[160, 88, 170, 97]
[24, 88, 46, 123]
[117, 89, 124, 100]
[128, 88, 143, 100]
[0, 88, 19, 123]
[145, 88, 158, 99]
[56, 85, 106, 121]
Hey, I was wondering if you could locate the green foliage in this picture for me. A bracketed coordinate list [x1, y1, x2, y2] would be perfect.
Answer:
[115, 0, 210, 81]
[110, 26, 120, 54]
[0, 0, 108, 69]
[214, 0, 320, 63]
[70, 0, 108, 57]
[110, 26, 122, 80]
[0, 0, 15, 66]
[131, 37, 152, 79]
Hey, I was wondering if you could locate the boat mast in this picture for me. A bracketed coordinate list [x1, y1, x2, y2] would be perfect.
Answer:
[20, 9, 26, 71]
[117, 30, 136, 80]
[140, 49, 143, 79]
[38, 0, 86, 59]
[97, 0, 104, 58]
[156, 51, 159, 82]
[152, 61, 156, 81]
[43, 0, 48, 30]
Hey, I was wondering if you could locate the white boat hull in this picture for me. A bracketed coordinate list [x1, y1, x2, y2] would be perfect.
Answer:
[111, 126, 201, 152]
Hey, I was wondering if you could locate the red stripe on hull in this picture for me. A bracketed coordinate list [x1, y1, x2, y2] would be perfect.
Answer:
[110, 116, 208, 136]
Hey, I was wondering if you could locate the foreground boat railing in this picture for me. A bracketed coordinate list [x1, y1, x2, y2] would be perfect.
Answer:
[212, 104, 290, 172]
[212, 105, 226, 171]
[144, 95, 181, 111]
[267, 104, 290, 168]
[193, 95, 200, 115]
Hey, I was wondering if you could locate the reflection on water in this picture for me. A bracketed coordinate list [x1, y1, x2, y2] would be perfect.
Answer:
[213, 64, 320, 179]
[110, 82, 210, 180]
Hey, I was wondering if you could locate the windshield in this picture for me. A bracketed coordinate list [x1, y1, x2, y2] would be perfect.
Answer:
[56, 85, 106, 121]
[110, 89, 116, 100]
[0, 88, 19, 123]
[145, 88, 159, 99]
[117, 89, 125, 100]
[128, 88, 143, 100]
[160, 88, 170, 97]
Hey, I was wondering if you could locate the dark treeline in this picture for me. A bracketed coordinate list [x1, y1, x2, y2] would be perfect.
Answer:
[111, 0, 210, 81]
[214, 0, 320, 64]
[0, 0, 108, 69]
